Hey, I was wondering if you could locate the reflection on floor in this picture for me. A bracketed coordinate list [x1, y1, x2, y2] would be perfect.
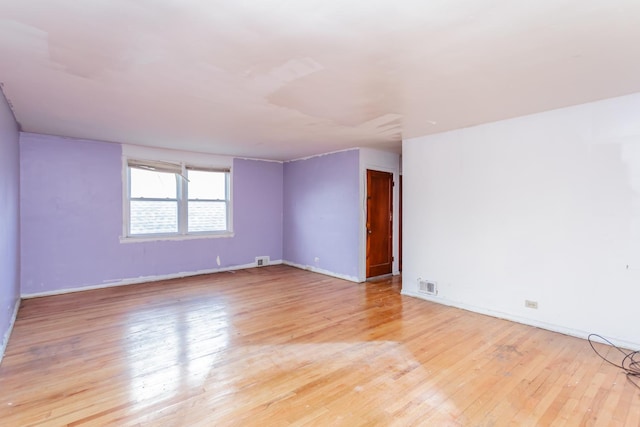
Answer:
[0, 265, 637, 425]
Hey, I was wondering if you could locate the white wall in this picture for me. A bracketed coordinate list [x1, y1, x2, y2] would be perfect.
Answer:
[359, 148, 401, 281]
[403, 92, 640, 350]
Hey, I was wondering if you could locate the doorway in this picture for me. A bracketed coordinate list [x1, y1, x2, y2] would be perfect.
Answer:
[366, 169, 393, 278]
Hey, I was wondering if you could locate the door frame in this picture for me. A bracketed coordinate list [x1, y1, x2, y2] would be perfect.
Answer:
[358, 149, 401, 282]
[366, 169, 394, 278]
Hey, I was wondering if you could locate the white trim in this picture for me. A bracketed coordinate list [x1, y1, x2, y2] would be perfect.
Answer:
[0, 298, 20, 365]
[358, 148, 401, 282]
[178, 165, 187, 232]
[286, 147, 360, 163]
[122, 157, 233, 239]
[401, 290, 640, 352]
[283, 260, 361, 283]
[226, 168, 234, 233]
[21, 260, 284, 299]
[235, 156, 283, 164]
[119, 232, 235, 243]
[122, 155, 130, 238]
[122, 144, 233, 170]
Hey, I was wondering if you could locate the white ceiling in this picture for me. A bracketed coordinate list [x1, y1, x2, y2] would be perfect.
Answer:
[1, 0, 640, 160]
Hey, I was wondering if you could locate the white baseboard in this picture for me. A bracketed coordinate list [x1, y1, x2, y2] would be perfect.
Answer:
[0, 298, 20, 365]
[402, 290, 640, 352]
[21, 260, 284, 299]
[282, 260, 361, 283]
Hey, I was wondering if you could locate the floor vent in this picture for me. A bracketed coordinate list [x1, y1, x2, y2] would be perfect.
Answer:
[418, 279, 437, 295]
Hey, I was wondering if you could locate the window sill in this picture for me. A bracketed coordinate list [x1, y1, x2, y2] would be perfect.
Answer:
[120, 232, 234, 243]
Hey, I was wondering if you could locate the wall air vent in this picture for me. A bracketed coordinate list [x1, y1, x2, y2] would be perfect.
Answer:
[255, 256, 270, 267]
[418, 278, 437, 295]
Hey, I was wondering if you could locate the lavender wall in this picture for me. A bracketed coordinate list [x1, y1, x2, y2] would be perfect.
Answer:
[0, 90, 20, 359]
[283, 150, 360, 280]
[20, 133, 283, 295]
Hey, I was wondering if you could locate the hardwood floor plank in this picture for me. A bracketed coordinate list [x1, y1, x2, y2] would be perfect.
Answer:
[0, 265, 637, 426]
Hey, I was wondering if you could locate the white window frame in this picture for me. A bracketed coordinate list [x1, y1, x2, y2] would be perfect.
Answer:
[122, 158, 233, 241]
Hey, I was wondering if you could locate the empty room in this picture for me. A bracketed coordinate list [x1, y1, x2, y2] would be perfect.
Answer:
[1, 1, 639, 425]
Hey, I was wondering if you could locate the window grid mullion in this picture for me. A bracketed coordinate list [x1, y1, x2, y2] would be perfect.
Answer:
[178, 165, 188, 234]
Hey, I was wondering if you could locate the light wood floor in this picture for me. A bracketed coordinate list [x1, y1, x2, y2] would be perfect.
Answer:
[1, 265, 638, 426]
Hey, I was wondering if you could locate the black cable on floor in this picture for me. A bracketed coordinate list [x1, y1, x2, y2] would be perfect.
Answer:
[588, 333, 640, 390]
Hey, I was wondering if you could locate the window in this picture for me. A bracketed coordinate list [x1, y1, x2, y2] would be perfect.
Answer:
[126, 159, 231, 238]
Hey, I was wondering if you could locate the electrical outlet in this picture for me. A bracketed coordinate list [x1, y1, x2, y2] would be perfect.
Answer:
[525, 300, 538, 309]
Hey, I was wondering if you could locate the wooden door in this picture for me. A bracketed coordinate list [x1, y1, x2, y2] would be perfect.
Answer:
[366, 170, 393, 278]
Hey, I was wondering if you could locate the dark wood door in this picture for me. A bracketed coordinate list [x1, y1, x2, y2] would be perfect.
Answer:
[366, 170, 393, 278]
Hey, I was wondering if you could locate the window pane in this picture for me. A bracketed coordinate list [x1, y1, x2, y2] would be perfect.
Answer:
[188, 170, 226, 200]
[130, 168, 177, 199]
[130, 201, 178, 234]
[188, 201, 227, 232]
